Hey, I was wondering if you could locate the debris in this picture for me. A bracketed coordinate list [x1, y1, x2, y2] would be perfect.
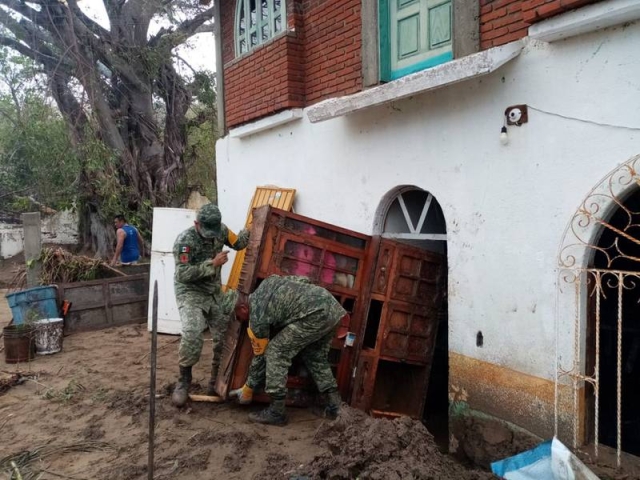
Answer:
[10, 247, 125, 290]
[491, 438, 599, 479]
[0, 441, 114, 480]
[0, 372, 37, 396]
[134, 337, 180, 365]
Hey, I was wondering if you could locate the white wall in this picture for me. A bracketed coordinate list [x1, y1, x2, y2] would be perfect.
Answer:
[216, 24, 640, 383]
[0, 224, 24, 259]
[0, 210, 79, 259]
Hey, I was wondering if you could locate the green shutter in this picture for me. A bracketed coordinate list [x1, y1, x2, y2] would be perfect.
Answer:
[380, 0, 453, 82]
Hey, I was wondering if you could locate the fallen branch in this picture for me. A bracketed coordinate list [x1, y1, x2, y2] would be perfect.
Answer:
[10, 461, 22, 480]
[100, 263, 126, 277]
[134, 337, 180, 365]
[0, 441, 114, 479]
[38, 468, 88, 480]
[188, 394, 225, 403]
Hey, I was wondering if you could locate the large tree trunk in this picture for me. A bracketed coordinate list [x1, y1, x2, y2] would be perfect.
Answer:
[0, 0, 215, 258]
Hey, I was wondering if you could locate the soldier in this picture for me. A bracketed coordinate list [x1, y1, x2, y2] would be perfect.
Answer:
[171, 203, 250, 407]
[230, 274, 348, 425]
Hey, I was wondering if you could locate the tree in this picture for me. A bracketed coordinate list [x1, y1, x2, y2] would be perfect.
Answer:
[0, 48, 79, 214]
[0, 0, 216, 256]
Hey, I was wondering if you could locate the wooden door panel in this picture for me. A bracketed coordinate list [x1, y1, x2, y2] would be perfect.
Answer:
[381, 302, 437, 362]
[351, 352, 378, 411]
[372, 242, 394, 295]
[353, 237, 445, 417]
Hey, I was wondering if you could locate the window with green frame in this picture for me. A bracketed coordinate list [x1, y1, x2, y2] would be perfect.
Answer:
[236, 0, 286, 55]
[379, 0, 453, 82]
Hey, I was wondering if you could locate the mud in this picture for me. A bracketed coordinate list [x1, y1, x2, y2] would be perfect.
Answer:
[290, 407, 497, 480]
[81, 422, 106, 440]
[451, 415, 539, 469]
[0, 311, 497, 480]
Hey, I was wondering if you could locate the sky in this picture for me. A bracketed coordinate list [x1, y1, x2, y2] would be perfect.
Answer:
[79, 1, 217, 76]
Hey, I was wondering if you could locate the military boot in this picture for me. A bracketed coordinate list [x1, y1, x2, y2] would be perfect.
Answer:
[206, 363, 219, 396]
[171, 366, 192, 407]
[248, 399, 288, 426]
[312, 390, 341, 420]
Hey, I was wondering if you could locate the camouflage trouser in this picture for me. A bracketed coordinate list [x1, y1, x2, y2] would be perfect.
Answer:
[177, 290, 238, 368]
[247, 309, 340, 399]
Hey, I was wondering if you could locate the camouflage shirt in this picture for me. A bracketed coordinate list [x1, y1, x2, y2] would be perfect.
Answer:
[173, 224, 250, 309]
[249, 275, 346, 339]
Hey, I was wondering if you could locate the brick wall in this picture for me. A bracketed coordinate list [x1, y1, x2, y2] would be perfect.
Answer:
[303, 0, 362, 104]
[224, 34, 305, 127]
[222, 0, 601, 127]
[480, 0, 602, 49]
[222, 0, 362, 128]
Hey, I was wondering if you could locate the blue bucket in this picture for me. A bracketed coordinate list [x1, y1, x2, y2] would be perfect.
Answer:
[6, 286, 59, 325]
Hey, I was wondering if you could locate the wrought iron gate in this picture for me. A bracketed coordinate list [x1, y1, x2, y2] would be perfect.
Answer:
[556, 154, 640, 468]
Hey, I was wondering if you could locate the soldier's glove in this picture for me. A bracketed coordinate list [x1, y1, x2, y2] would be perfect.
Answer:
[229, 384, 253, 405]
[247, 327, 269, 355]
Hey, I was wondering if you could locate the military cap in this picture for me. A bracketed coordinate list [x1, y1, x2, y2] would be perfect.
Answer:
[196, 203, 222, 239]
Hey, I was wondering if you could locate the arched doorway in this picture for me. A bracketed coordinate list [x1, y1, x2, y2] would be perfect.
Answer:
[374, 185, 449, 448]
[557, 154, 640, 467]
[587, 188, 640, 457]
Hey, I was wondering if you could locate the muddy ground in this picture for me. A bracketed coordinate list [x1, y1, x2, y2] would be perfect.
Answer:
[0, 291, 499, 480]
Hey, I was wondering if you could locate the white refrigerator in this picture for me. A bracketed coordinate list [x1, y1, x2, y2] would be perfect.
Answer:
[148, 207, 196, 334]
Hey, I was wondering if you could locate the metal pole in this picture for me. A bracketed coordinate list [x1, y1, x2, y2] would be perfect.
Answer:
[148, 281, 158, 480]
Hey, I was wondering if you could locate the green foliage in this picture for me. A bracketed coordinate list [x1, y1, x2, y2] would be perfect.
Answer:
[0, 49, 80, 212]
[182, 70, 218, 204]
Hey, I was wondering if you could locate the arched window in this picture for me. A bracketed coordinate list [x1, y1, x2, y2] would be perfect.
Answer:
[236, 0, 286, 55]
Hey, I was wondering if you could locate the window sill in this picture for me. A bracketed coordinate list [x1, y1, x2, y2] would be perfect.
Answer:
[528, 0, 640, 43]
[306, 40, 523, 124]
[229, 109, 304, 139]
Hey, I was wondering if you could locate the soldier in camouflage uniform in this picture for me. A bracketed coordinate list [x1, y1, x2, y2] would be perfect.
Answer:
[231, 274, 347, 425]
[171, 203, 250, 407]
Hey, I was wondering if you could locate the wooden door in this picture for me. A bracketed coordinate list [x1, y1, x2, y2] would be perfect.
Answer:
[351, 238, 445, 418]
[216, 206, 370, 404]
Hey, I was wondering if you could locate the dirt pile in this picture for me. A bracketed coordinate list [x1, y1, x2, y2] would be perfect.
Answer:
[289, 407, 497, 480]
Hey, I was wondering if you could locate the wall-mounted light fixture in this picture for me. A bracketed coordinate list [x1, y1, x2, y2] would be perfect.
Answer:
[500, 105, 528, 146]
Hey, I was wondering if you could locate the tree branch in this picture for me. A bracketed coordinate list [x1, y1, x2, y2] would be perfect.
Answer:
[67, 0, 112, 41]
[0, 0, 54, 34]
[149, 6, 214, 49]
[0, 36, 75, 78]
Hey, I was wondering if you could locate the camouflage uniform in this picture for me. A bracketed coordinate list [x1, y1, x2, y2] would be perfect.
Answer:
[245, 275, 345, 400]
[174, 221, 249, 370]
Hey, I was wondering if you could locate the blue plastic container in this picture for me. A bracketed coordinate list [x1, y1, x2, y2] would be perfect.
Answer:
[5, 286, 59, 325]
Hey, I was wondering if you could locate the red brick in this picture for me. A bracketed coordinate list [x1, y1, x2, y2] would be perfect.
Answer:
[507, 22, 527, 33]
[483, 26, 509, 40]
[535, 1, 563, 18]
[493, 12, 523, 28]
[481, 4, 493, 15]
[521, 0, 547, 11]
[483, 6, 508, 22]
[522, 7, 538, 23]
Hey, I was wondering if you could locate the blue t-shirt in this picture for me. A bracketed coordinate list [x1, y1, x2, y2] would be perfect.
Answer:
[120, 224, 140, 263]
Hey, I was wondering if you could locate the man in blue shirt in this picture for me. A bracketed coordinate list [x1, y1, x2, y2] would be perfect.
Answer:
[111, 214, 144, 265]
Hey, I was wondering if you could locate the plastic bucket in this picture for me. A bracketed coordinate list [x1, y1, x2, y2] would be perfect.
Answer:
[5, 286, 59, 325]
[33, 318, 64, 355]
[3, 324, 35, 364]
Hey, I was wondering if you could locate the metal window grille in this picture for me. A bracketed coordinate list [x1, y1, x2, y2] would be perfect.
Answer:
[236, 0, 285, 55]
